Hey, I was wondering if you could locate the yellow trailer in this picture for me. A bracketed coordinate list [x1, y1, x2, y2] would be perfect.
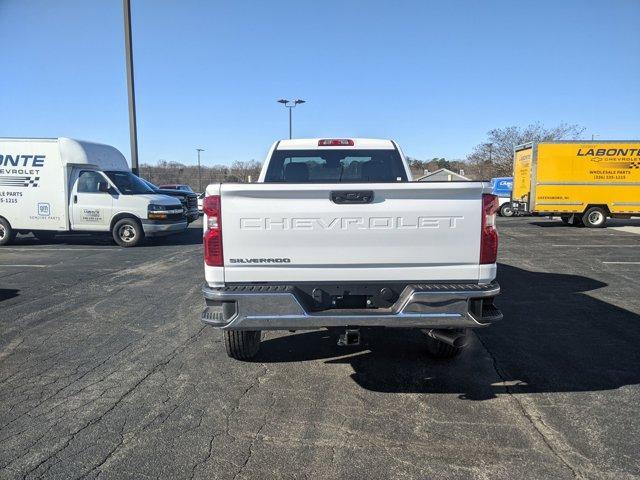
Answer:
[511, 141, 640, 227]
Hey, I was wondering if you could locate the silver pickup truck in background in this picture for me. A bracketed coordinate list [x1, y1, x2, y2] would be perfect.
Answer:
[201, 138, 502, 360]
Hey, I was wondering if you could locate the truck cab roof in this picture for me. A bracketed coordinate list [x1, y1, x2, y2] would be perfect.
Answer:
[58, 138, 129, 171]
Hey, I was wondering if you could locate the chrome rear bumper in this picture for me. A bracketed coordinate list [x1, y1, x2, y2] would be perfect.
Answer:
[201, 282, 502, 330]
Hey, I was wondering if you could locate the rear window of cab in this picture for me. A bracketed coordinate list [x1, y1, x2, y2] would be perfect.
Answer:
[264, 149, 408, 183]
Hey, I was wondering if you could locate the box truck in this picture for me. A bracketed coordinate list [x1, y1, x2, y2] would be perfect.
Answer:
[0, 137, 187, 247]
[511, 141, 640, 227]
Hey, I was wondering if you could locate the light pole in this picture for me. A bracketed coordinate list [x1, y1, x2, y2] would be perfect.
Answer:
[122, 0, 139, 175]
[196, 148, 204, 193]
[277, 99, 306, 139]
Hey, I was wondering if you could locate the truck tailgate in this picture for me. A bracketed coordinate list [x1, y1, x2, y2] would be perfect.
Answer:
[219, 182, 486, 283]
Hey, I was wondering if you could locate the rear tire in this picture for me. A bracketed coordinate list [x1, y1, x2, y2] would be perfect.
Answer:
[499, 203, 514, 217]
[224, 330, 261, 360]
[112, 218, 144, 247]
[582, 207, 607, 228]
[423, 329, 465, 359]
[0, 218, 15, 246]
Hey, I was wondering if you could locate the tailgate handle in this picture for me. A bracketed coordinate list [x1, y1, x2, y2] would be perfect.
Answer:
[331, 190, 374, 204]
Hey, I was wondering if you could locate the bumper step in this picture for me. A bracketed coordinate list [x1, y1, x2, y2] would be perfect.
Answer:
[481, 303, 503, 323]
[201, 306, 225, 326]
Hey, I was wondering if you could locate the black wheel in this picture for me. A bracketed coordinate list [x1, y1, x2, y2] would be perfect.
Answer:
[582, 207, 607, 228]
[0, 218, 15, 246]
[224, 330, 261, 360]
[560, 215, 571, 225]
[499, 203, 514, 217]
[423, 329, 466, 359]
[33, 231, 56, 242]
[112, 218, 144, 247]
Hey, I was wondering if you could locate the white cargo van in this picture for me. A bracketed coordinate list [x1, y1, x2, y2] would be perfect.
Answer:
[0, 137, 187, 247]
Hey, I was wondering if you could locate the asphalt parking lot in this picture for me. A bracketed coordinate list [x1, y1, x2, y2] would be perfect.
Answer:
[1, 217, 639, 479]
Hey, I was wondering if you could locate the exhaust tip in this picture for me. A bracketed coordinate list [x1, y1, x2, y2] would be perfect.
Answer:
[426, 329, 467, 348]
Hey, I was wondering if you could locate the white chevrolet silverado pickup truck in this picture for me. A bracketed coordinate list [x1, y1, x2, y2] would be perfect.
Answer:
[201, 138, 502, 360]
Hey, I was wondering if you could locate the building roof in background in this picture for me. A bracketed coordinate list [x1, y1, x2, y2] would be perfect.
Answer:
[416, 168, 470, 181]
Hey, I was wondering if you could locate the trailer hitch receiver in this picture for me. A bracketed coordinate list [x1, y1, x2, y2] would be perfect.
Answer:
[338, 328, 360, 347]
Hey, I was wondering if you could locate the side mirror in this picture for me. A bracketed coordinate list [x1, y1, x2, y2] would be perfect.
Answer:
[98, 181, 109, 193]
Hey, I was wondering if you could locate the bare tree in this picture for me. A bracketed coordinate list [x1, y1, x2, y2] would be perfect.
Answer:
[140, 160, 262, 190]
[466, 122, 585, 179]
[228, 160, 262, 183]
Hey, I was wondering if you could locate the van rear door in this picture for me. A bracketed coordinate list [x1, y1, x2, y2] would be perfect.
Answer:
[512, 145, 533, 205]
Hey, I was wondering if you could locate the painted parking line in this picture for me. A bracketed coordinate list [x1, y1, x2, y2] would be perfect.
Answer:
[610, 226, 640, 235]
[552, 245, 637, 248]
[602, 261, 640, 265]
[0, 247, 118, 251]
[0, 264, 49, 268]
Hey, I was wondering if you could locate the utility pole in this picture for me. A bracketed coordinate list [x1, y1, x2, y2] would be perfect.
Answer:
[196, 148, 204, 193]
[482, 142, 494, 179]
[122, 0, 139, 175]
[277, 99, 306, 139]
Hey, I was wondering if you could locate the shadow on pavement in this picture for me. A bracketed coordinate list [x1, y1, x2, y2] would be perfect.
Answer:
[255, 264, 640, 400]
[530, 217, 640, 228]
[529, 221, 576, 228]
[144, 225, 203, 247]
[9, 224, 202, 248]
[0, 289, 20, 302]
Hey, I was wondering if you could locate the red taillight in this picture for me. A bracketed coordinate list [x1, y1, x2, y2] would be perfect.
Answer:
[480, 194, 499, 264]
[203, 195, 223, 266]
[318, 139, 354, 146]
[203, 195, 220, 221]
[204, 229, 223, 267]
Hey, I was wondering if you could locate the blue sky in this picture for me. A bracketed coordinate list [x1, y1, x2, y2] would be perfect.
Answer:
[1, 0, 639, 167]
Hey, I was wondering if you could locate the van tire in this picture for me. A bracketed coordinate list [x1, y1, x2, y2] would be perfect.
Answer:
[499, 203, 514, 217]
[582, 207, 607, 228]
[424, 329, 465, 359]
[224, 330, 261, 360]
[112, 218, 144, 247]
[0, 218, 15, 246]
